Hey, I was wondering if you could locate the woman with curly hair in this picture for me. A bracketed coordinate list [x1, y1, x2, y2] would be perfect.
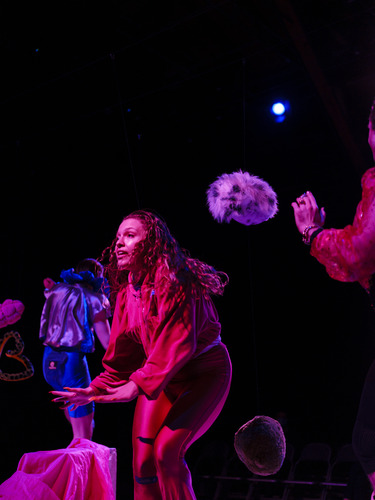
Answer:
[52, 210, 232, 500]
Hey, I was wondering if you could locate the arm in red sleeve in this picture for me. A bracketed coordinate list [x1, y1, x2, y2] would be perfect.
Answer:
[129, 280, 197, 400]
[90, 289, 145, 394]
[311, 168, 375, 288]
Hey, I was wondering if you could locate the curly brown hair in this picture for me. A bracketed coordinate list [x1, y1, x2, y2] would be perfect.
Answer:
[101, 210, 229, 303]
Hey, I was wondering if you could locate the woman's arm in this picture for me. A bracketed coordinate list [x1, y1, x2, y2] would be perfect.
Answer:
[89, 289, 145, 393]
[292, 173, 375, 287]
[52, 381, 141, 406]
[93, 310, 111, 350]
[129, 282, 197, 400]
[90, 380, 139, 403]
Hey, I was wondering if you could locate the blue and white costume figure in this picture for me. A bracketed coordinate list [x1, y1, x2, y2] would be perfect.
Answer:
[40, 269, 110, 419]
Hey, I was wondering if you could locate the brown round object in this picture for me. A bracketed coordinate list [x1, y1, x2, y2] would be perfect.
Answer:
[234, 415, 286, 476]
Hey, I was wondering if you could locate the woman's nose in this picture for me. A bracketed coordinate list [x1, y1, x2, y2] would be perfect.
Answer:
[116, 237, 124, 249]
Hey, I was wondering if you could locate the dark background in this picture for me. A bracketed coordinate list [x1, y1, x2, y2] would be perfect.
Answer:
[1, 0, 375, 496]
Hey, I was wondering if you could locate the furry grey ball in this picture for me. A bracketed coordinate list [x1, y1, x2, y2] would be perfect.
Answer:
[234, 415, 286, 476]
[207, 170, 278, 225]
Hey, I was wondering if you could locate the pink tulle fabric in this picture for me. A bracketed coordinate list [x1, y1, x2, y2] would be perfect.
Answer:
[0, 439, 116, 500]
[311, 167, 375, 290]
[0, 300, 25, 329]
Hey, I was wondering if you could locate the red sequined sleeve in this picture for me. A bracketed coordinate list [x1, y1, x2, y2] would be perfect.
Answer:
[311, 168, 375, 289]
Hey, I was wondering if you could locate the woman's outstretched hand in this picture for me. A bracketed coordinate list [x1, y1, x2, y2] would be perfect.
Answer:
[89, 381, 140, 403]
[292, 191, 326, 235]
[51, 386, 95, 411]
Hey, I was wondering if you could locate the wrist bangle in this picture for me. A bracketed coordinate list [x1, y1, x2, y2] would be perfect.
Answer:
[302, 225, 320, 245]
[309, 227, 324, 245]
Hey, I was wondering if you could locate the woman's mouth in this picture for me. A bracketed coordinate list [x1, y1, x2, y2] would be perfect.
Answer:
[117, 251, 128, 257]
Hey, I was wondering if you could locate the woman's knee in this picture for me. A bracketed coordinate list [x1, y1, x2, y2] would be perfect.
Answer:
[133, 437, 157, 477]
[133, 440, 159, 488]
[153, 433, 185, 476]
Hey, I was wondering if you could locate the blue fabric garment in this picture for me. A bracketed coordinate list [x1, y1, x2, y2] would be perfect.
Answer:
[39, 283, 98, 353]
[60, 268, 109, 297]
[43, 346, 94, 418]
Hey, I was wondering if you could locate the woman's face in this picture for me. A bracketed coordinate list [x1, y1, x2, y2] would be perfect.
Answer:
[115, 218, 147, 272]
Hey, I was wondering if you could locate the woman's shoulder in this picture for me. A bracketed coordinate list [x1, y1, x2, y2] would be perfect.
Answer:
[153, 266, 200, 300]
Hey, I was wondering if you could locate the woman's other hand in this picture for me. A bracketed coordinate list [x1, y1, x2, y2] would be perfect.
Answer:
[292, 191, 326, 235]
[51, 386, 95, 410]
[89, 381, 139, 403]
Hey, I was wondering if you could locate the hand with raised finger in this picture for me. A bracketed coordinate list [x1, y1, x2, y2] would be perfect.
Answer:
[292, 191, 324, 234]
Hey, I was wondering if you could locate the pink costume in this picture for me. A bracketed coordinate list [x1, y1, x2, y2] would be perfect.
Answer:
[0, 438, 116, 500]
[311, 167, 375, 291]
[90, 269, 232, 500]
[309, 167, 375, 474]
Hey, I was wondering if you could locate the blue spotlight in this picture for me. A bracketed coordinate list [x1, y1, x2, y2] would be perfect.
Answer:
[271, 101, 289, 123]
[271, 102, 285, 115]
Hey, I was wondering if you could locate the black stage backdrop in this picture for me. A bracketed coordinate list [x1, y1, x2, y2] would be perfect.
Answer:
[1, 1, 375, 497]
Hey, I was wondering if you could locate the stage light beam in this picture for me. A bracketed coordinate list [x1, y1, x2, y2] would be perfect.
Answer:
[271, 101, 289, 123]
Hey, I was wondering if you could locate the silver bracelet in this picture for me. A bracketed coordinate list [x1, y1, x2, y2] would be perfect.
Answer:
[302, 225, 320, 245]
